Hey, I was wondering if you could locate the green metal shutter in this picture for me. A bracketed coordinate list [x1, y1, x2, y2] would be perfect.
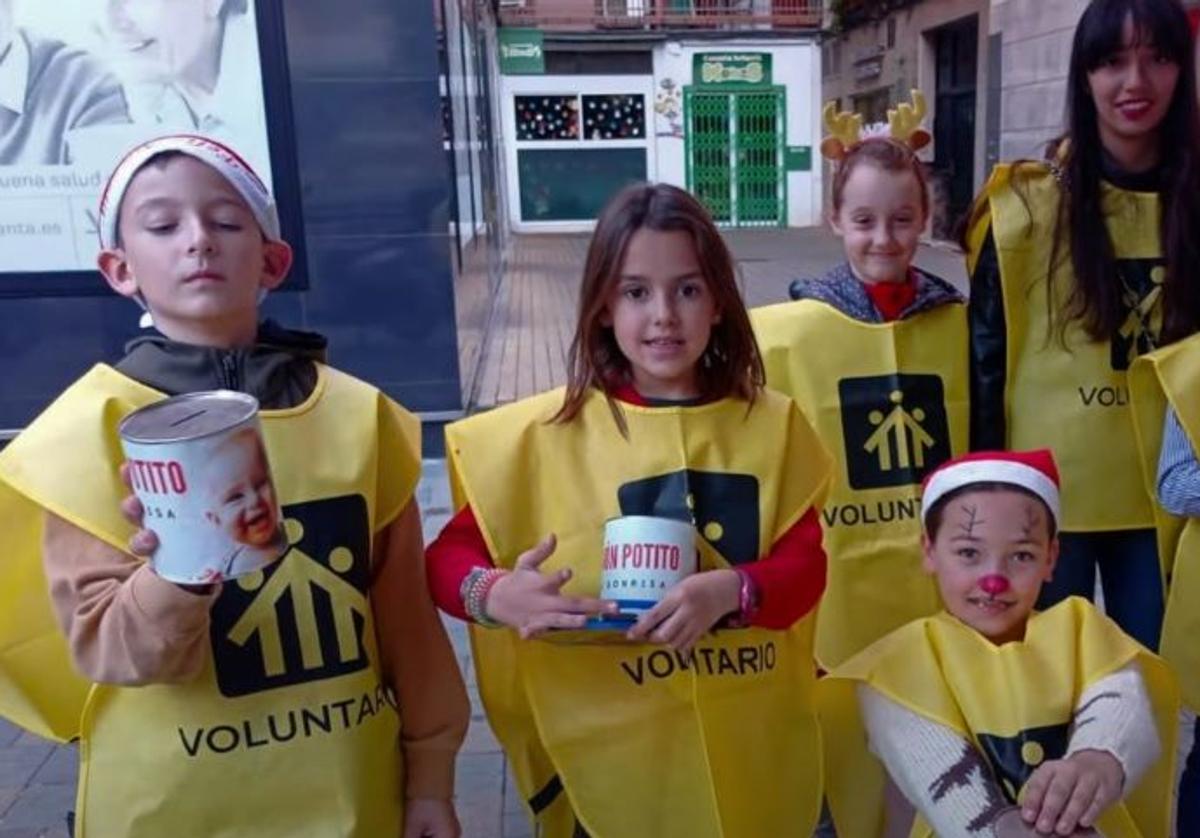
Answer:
[685, 87, 786, 227]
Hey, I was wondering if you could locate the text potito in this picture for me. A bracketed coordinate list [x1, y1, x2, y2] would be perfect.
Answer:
[603, 541, 682, 571]
[619, 642, 777, 686]
[176, 685, 393, 757]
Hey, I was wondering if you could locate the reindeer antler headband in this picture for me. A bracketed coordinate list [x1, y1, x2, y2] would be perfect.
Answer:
[819, 89, 932, 161]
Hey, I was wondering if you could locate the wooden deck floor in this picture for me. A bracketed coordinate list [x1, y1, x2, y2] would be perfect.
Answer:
[467, 235, 587, 410]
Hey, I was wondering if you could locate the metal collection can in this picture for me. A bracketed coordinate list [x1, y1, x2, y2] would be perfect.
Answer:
[118, 391, 288, 584]
[601, 515, 697, 615]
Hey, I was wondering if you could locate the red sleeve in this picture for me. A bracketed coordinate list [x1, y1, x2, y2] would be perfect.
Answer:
[425, 505, 495, 620]
[741, 507, 827, 630]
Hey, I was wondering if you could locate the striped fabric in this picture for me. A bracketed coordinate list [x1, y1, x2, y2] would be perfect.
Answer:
[1156, 407, 1200, 516]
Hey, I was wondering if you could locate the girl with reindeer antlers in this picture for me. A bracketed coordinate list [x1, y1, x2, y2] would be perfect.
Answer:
[753, 89, 969, 674]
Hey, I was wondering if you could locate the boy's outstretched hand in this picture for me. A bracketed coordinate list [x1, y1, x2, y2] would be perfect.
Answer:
[626, 568, 740, 653]
[485, 534, 616, 638]
[1020, 749, 1123, 835]
[403, 797, 460, 838]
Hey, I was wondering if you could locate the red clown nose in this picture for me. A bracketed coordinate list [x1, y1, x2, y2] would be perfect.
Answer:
[979, 574, 1011, 596]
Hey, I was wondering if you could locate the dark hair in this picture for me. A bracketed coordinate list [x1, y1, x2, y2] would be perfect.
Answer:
[553, 182, 763, 427]
[924, 481, 1058, 540]
[1053, 0, 1200, 345]
[831, 138, 931, 221]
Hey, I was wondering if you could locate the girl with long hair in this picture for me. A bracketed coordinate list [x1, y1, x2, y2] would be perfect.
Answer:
[426, 182, 832, 837]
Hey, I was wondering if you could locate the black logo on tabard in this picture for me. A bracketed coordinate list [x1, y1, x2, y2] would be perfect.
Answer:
[977, 723, 1070, 802]
[618, 470, 759, 565]
[839, 374, 950, 490]
[209, 494, 372, 698]
[1111, 258, 1165, 371]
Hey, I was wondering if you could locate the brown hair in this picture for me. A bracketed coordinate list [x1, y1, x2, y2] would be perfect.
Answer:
[831, 137, 931, 220]
[553, 182, 764, 428]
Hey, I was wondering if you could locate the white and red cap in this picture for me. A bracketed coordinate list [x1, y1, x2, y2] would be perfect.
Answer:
[97, 134, 279, 250]
[921, 449, 1061, 527]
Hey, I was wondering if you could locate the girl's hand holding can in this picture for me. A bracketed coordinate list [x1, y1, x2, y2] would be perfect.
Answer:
[486, 534, 617, 638]
[625, 568, 740, 653]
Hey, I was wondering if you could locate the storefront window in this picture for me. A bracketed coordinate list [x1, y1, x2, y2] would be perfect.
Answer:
[581, 94, 645, 140]
[514, 96, 579, 140]
[518, 148, 647, 221]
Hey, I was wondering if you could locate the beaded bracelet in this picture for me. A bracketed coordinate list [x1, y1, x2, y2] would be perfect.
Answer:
[461, 566, 507, 628]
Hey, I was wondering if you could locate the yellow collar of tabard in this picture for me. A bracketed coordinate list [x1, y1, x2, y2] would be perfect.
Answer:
[819, 89, 932, 161]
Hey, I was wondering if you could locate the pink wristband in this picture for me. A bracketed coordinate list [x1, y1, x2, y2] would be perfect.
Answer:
[726, 567, 759, 628]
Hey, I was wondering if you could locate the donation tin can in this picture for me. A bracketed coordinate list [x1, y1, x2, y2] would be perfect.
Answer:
[118, 391, 288, 584]
[601, 515, 697, 615]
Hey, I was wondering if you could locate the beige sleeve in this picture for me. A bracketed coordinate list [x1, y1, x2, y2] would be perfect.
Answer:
[1067, 663, 1160, 794]
[370, 498, 470, 800]
[41, 512, 217, 686]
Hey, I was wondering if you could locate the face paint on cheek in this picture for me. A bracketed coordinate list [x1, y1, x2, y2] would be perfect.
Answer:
[978, 574, 1010, 596]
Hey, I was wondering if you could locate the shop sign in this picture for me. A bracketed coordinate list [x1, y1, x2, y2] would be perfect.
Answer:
[693, 53, 772, 88]
[499, 29, 545, 75]
[785, 146, 812, 172]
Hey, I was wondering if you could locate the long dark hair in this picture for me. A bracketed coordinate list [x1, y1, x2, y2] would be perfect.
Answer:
[553, 183, 763, 427]
[1055, 0, 1200, 345]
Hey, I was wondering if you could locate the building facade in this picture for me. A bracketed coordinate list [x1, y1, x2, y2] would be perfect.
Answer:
[494, 1, 826, 230]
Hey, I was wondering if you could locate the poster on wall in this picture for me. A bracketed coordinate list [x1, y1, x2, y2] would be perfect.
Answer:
[0, 0, 303, 294]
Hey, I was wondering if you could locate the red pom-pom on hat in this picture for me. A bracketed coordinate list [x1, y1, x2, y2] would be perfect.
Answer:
[921, 449, 1060, 527]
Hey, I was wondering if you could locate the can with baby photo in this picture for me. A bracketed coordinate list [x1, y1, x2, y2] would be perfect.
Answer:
[601, 516, 698, 615]
[118, 391, 288, 584]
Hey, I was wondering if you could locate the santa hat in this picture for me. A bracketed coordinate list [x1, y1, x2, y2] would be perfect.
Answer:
[921, 449, 1060, 527]
[97, 134, 280, 250]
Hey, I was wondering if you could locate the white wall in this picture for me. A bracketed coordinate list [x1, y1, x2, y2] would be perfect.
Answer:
[652, 38, 823, 227]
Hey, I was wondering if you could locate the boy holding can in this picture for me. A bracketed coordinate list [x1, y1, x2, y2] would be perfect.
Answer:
[820, 450, 1178, 838]
[0, 135, 468, 837]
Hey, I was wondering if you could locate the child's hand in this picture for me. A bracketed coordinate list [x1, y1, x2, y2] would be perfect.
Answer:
[120, 463, 215, 594]
[119, 462, 159, 557]
[1020, 749, 1123, 835]
[485, 534, 616, 638]
[402, 797, 460, 838]
[625, 569, 740, 653]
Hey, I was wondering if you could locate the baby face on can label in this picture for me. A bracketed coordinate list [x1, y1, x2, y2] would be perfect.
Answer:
[203, 428, 280, 549]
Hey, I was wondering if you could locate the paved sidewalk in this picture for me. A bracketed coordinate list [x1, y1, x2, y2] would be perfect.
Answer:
[0, 461, 532, 838]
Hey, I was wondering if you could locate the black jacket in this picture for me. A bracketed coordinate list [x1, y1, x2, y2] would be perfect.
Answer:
[116, 320, 327, 410]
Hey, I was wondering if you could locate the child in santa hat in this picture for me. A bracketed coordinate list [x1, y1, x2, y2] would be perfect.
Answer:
[820, 450, 1178, 838]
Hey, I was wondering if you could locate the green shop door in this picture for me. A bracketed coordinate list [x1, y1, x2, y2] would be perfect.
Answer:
[685, 88, 786, 227]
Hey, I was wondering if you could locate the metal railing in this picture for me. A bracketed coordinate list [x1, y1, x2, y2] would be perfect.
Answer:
[497, 0, 823, 31]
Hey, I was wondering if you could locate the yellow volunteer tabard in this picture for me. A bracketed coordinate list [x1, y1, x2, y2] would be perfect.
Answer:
[446, 387, 833, 838]
[821, 598, 1178, 838]
[1130, 333, 1200, 712]
[0, 363, 421, 838]
[752, 299, 968, 669]
[967, 162, 1163, 531]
